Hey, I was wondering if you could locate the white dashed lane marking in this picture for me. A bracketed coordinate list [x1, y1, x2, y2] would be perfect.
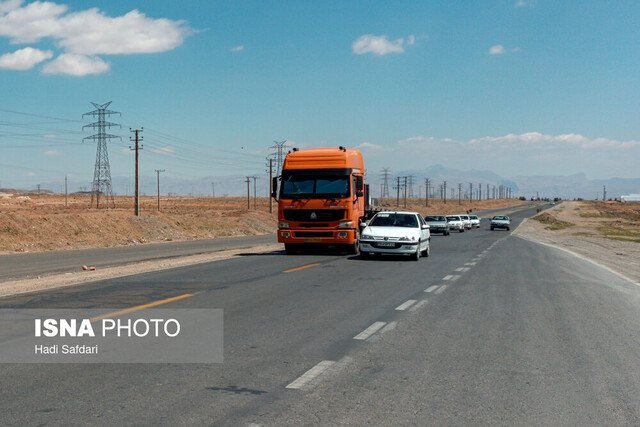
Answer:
[354, 322, 386, 340]
[395, 300, 417, 311]
[286, 360, 335, 389]
[425, 285, 440, 293]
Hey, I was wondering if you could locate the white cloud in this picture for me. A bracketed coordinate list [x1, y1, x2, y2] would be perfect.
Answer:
[151, 146, 175, 154]
[42, 149, 62, 156]
[0, 46, 52, 69]
[352, 34, 405, 56]
[407, 35, 415, 46]
[489, 44, 505, 55]
[0, 1, 193, 75]
[26, 172, 36, 177]
[42, 53, 109, 75]
[515, 0, 535, 7]
[231, 45, 244, 52]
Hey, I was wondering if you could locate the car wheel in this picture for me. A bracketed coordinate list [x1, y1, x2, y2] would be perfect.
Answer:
[507, 227, 510, 231]
[490, 226, 494, 231]
[460, 228, 464, 233]
[411, 244, 421, 261]
[422, 241, 430, 257]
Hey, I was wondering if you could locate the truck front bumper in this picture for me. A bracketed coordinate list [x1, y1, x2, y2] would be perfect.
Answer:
[278, 229, 357, 244]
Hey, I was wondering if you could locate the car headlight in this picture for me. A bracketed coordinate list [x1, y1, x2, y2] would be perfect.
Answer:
[338, 221, 354, 229]
[278, 221, 290, 229]
[361, 234, 374, 240]
[398, 236, 414, 241]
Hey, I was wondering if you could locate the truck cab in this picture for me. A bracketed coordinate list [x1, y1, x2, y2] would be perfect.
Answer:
[273, 147, 366, 254]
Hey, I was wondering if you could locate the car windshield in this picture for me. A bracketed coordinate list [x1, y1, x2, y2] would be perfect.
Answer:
[446, 217, 460, 221]
[470, 215, 478, 219]
[425, 216, 445, 221]
[370, 213, 418, 228]
[493, 216, 507, 220]
[281, 173, 350, 199]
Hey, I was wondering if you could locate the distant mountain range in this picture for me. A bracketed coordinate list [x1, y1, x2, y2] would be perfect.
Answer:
[15, 165, 640, 200]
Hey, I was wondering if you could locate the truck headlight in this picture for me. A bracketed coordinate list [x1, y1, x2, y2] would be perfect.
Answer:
[278, 221, 290, 229]
[338, 221, 354, 229]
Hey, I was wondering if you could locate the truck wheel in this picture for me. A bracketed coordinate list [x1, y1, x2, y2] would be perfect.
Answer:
[284, 243, 297, 255]
[360, 251, 369, 259]
[345, 242, 359, 255]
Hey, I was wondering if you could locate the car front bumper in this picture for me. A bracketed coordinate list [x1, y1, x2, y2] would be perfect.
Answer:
[359, 240, 418, 255]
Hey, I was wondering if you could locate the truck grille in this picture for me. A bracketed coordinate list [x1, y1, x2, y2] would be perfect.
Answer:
[283, 209, 345, 222]
[294, 232, 334, 238]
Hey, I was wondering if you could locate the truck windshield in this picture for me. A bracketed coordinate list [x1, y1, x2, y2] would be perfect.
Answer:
[281, 174, 350, 199]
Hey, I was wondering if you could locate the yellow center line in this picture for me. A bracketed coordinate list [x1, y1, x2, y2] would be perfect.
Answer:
[283, 263, 321, 273]
[89, 293, 194, 323]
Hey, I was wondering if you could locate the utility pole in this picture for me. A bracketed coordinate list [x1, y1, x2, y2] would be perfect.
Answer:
[396, 176, 401, 207]
[130, 128, 143, 216]
[425, 178, 429, 207]
[404, 176, 408, 208]
[458, 183, 462, 205]
[246, 177, 251, 209]
[211, 182, 215, 198]
[443, 181, 447, 204]
[603, 185, 606, 201]
[268, 159, 273, 213]
[469, 183, 473, 203]
[65, 175, 68, 207]
[155, 169, 164, 211]
[252, 176, 258, 209]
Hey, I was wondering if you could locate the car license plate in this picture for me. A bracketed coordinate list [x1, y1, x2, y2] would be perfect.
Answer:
[377, 242, 395, 247]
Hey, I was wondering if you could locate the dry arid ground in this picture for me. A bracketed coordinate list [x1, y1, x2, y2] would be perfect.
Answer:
[0, 192, 525, 254]
[514, 200, 640, 285]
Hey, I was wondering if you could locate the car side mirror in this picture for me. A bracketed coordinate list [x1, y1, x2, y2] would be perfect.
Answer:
[422, 224, 430, 229]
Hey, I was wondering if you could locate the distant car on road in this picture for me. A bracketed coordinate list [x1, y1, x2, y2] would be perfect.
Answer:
[446, 215, 465, 233]
[490, 215, 511, 231]
[457, 214, 472, 230]
[469, 214, 481, 228]
[359, 211, 431, 260]
[424, 215, 450, 235]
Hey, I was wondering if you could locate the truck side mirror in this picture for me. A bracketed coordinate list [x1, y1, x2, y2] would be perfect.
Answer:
[271, 176, 278, 199]
[355, 175, 364, 197]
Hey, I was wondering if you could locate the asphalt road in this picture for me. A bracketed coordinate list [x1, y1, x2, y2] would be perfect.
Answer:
[2, 202, 639, 425]
[0, 201, 540, 283]
[0, 234, 274, 282]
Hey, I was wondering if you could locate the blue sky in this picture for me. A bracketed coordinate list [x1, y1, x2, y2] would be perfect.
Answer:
[0, 0, 639, 193]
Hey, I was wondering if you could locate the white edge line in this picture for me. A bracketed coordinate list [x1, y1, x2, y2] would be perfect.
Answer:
[369, 321, 398, 342]
[410, 300, 428, 312]
[434, 284, 448, 294]
[353, 321, 386, 340]
[514, 235, 640, 287]
[442, 275, 453, 281]
[286, 360, 335, 389]
[395, 299, 417, 311]
[425, 285, 439, 293]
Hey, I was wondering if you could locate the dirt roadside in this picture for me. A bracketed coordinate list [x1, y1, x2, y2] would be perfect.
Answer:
[513, 201, 640, 285]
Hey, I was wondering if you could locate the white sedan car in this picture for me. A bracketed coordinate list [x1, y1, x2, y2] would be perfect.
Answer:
[446, 215, 465, 233]
[359, 211, 431, 260]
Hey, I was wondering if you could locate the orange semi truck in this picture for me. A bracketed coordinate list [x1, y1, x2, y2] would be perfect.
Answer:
[272, 147, 374, 254]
